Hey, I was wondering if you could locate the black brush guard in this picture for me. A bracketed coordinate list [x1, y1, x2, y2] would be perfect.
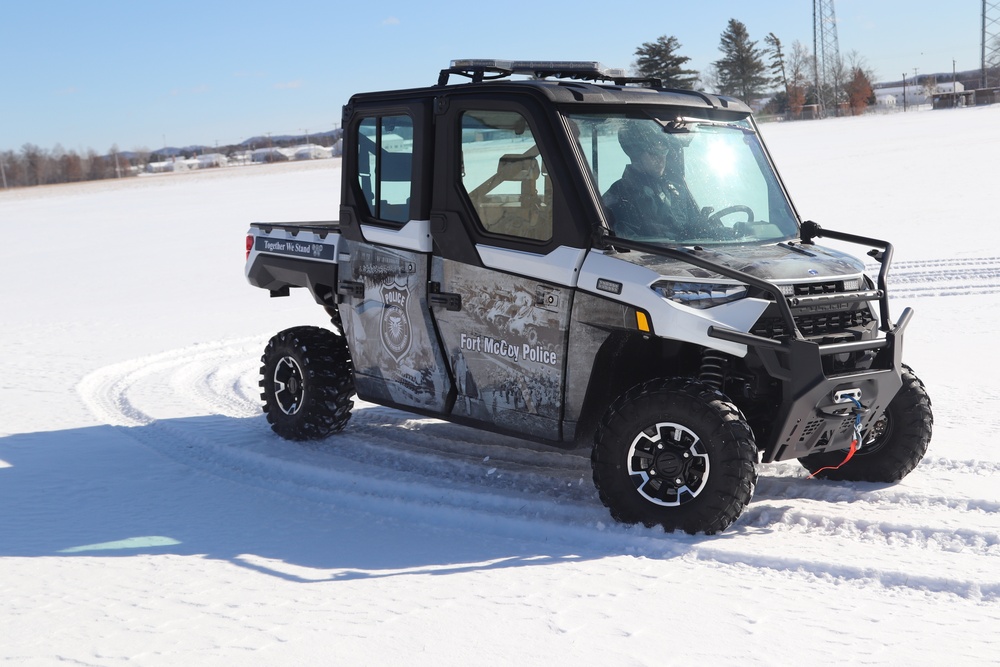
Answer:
[605, 220, 909, 463]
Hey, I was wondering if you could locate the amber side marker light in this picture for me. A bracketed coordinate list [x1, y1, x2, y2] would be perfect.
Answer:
[636, 310, 651, 333]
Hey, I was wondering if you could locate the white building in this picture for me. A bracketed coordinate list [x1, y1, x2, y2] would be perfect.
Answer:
[877, 80, 964, 107]
[293, 144, 333, 160]
[876, 94, 897, 109]
[196, 153, 229, 168]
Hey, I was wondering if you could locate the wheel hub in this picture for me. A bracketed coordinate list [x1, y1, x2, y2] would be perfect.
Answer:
[273, 355, 305, 416]
[862, 414, 891, 453]
[628, 422, 710, 507]
[652, 450, 685, 478]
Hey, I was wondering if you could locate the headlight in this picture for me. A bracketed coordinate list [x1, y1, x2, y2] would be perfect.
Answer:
[652, 281, 749, 309]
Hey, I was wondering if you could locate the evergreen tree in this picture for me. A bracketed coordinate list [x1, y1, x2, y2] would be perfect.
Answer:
[714, 19, 770, 103]
[633, 35, 699, 89]
[764, 33, 788, 94]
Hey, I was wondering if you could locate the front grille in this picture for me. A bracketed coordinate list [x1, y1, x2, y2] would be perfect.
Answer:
[752, 309, 874, 339]
[793, 281, 842, 296]
[752, 279, 874, 340]
[797, 309, 874, 336]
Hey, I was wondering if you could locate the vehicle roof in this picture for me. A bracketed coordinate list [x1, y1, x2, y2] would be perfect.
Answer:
[352, 79, 751, 114]
[348, 66, 753, 118]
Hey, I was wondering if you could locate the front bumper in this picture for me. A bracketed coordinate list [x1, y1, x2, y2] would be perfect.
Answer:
[604, 220, 910, 463]
[709, 308, 909, 462]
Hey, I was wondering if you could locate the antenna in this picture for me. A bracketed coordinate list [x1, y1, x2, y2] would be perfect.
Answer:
[813, 0, 843, 116]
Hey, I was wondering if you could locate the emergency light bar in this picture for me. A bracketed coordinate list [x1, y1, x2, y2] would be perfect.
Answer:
[438, 59, 655, 87]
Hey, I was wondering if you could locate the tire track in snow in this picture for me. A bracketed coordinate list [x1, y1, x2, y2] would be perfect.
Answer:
[868, 256, 1000, 297]
[76, 329, 1000, 603]
[739, 505, 1000, 556]
[754, 471, 1000, 516]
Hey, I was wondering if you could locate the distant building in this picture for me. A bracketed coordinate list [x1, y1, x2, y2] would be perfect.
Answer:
[145, 157, 196, 174]
[196, 153, 228, 168]
[293, 144, 333, 160]
[876, 94, 897, 109]
[876, 81, 964, 108]
[251, 147, 291, 163]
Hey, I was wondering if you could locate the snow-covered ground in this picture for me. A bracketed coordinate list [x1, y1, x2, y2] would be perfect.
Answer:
[2, 108, 999, 665]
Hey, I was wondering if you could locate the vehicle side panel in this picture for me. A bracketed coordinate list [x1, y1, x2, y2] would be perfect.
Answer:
[430, 258, 572, 440]
[338, 240, 451, 412]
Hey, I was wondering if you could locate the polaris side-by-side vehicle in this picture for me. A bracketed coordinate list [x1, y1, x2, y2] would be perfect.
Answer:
[244, 60, 933, 534]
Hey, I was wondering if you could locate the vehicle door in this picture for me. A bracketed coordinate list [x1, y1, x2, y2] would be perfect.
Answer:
[336, 103, 452, 413]
[428, 100, 588, 441]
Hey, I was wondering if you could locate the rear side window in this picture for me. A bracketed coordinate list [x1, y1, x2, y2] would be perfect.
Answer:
[356, 115, 413, 224]
[459, 110, 553, 242]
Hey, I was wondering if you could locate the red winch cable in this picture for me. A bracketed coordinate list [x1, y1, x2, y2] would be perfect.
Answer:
[808, 397, 865, 479]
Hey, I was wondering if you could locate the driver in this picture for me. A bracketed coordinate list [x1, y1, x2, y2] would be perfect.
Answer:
[603, 121, 702, 239]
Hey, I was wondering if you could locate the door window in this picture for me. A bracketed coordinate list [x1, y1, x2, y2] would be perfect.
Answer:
[459, 110, 553, 242]
[357, 115, 413, 224]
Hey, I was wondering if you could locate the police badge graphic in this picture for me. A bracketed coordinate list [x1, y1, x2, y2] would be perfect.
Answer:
[380, 277, 412, 363]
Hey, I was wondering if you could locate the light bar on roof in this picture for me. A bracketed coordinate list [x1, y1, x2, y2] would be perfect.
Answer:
[449, 59, 627, 79]
[450, 59, 515, 70]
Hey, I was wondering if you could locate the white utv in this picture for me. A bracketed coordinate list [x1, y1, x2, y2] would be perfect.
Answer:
[245, 60, 933, 534]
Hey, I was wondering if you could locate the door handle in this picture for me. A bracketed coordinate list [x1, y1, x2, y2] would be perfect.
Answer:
[428, 282, 462, 311]
[337, 280, 364, 299]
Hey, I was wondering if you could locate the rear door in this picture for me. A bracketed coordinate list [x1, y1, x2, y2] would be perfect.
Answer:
[336, 102, 452, 413]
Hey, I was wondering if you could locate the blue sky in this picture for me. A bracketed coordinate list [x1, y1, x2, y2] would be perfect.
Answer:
[1, 0, 985, 153]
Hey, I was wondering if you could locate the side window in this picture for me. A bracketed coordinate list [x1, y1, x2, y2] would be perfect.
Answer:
[356, 115, 413, 224]
[460, 110, 553, 242]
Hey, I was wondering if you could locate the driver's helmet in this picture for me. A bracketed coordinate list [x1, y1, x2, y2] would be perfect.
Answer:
[618, 120, 676, 160]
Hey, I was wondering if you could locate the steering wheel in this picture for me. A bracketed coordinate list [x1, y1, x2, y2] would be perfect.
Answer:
[708, 205, 754, 225]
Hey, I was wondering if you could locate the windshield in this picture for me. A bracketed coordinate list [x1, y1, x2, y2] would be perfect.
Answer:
[567, 113, 799, 245]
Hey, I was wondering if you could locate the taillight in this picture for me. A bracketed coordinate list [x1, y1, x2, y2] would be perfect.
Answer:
[246, 235, 253, 260]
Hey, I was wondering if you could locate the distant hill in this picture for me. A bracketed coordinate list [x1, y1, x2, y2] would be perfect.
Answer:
[239, 128, 343, 148]
[875, 68, 989, 90]
[144, 128, 344, 161]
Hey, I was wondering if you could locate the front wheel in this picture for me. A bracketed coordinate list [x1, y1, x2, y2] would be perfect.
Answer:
[592, 378, 758, 535]
[259, 326, 354, 441]
[798, 365, 932, 481]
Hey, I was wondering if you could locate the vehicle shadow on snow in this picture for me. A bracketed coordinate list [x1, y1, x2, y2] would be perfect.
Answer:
[0, 418, 663, 580]
[0, 417, 879, 579]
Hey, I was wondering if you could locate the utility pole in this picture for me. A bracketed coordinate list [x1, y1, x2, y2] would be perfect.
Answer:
[902, 74, 908, 112]
[953, 59, 958, 107]
[1, 155, 7, 189]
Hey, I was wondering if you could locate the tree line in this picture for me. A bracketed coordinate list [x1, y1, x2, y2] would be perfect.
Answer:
[0, 144, 141, 189]
[633, 18, 876, 117]
[0, 132, 342, 190]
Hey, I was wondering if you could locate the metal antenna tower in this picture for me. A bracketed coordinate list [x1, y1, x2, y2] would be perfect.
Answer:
[983, 0, 1000, 87]
[813, 0, 842, 115]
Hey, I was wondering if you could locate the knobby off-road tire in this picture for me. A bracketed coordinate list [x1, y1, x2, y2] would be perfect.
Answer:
[799, 365, 933, 482]
[259, 326, 355, 441]
[592, 378, 759, 535]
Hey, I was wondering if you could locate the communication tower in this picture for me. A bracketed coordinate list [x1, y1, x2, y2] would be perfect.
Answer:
[984, 0, 1000, 87]
[813, 0, 842, 115]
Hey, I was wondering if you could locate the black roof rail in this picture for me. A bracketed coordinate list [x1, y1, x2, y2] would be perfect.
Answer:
[437, 59, 662, 88]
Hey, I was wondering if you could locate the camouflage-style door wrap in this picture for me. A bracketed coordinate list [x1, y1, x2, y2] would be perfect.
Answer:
[339, 241, 450, 412]
[431, 257, 573, 441]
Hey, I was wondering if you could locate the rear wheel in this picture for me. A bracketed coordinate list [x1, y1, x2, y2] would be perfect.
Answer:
[798, 365, 932, 481]
[259, 326, 354, 441]
[592, 378, 758, 534]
